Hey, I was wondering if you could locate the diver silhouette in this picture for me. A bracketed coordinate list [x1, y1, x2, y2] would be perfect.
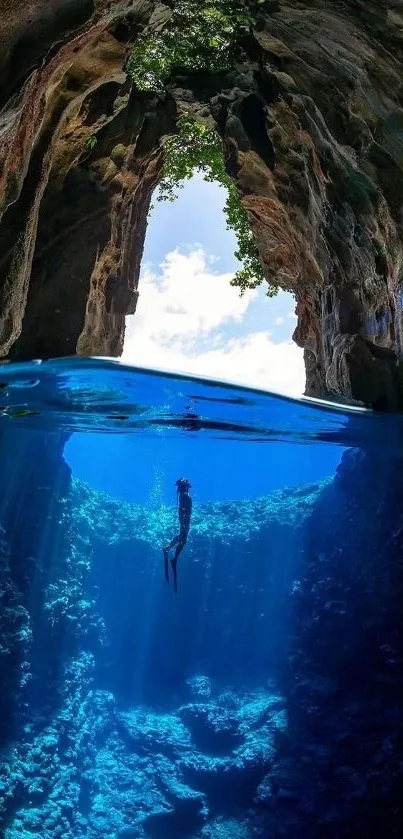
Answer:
[163, 478, 192, 594]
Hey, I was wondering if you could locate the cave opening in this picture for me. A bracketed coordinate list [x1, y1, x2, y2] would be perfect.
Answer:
[122, 173, 303, 396]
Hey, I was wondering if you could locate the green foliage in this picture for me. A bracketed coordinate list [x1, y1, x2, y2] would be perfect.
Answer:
[127, 2, 277, 295]
[85, 134, 97, 150]
[158, 115, 275, 295]
[127, 0, 248, 93]
[128, 37, 171, 93]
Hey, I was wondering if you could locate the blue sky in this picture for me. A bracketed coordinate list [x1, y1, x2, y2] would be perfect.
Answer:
[122, 174, 304, 396]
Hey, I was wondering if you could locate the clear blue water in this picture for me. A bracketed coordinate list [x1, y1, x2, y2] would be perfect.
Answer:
[0, 359, 402, 839]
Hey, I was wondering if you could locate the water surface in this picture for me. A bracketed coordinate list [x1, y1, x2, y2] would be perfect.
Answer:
[0, 359, 401, 839]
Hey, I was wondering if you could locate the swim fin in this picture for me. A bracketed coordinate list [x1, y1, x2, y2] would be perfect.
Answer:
[171, 558, 178, 595]
[163, 549, 169, 583]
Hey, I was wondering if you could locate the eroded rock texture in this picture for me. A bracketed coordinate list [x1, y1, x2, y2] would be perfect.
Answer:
[1, 1, 403, 407]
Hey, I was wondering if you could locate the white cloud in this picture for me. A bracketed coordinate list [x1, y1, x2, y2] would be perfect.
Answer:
[123, 248, 305, 396]
[133, 248, 254, 339]
[275, 316, 285, 326]
[169, 333, 305, 396]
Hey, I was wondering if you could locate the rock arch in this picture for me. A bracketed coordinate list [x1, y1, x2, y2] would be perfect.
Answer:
[1, 1, 403, 408]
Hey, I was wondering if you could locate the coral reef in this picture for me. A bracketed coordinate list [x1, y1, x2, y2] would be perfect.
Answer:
[1, 652, 97, 839]
[0, 2, 402, 406]
[265, 446, 403, 838]
[0, 527, 32, 737]
[71, 475, 327, 546]
[0, 426, 72, 744]
[2, 682, 286, 839]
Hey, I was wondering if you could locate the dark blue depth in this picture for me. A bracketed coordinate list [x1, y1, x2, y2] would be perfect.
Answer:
[0, 360, 402, 839]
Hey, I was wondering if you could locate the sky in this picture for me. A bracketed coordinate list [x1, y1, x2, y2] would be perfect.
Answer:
[122, 174, 305, 397]
[65, 174, 345, 502]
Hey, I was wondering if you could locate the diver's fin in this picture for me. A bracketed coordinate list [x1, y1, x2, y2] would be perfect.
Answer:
[171, 558, 178, 595]
[163, 549, 169, 583]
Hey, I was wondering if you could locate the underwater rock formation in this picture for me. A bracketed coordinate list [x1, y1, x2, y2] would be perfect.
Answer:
[0, 427, 72, 747]
[0, 526, 32, 740]
[270, 446, 403, 838]
[1, 679, 286, 839]
[71, 476, 324, 545]
[0, 2, 403, 407]
[0, 437, 402, 838]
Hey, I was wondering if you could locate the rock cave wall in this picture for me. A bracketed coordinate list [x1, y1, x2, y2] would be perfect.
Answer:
[1, 1, 403, 408]
[276, 443, 403, 838]
[0, 426, 71, 749]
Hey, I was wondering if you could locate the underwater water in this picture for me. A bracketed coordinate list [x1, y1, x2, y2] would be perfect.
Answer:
[0, 358, 402, 839]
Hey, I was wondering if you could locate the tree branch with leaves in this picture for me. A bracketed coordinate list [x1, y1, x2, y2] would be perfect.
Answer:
[157, 115, 276, 296]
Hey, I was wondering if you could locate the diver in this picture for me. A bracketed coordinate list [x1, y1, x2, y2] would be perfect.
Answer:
[163, 478, 192, 594]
